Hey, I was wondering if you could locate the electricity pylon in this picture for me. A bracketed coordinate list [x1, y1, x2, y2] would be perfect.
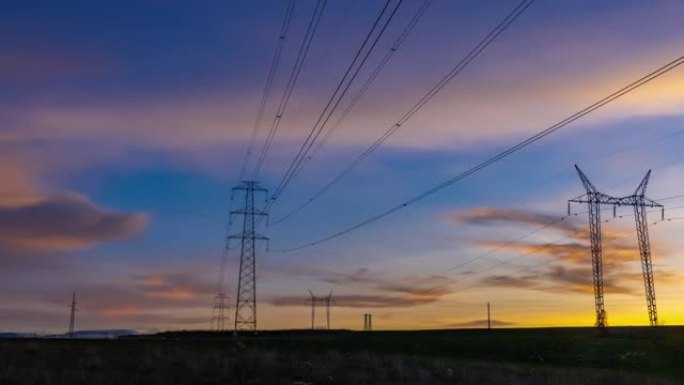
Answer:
[618, 170, 663, 326]
[569, 165, 663, 328]
[325, 292, 332, 330]
[487, 302, 491, 330]
[363, 313, 372, 331]
[569, 166, 613, 328]
[211, 292, 230, 331]
[309, 291, 316, 330]
[308, 290, 333, 329]
[68, 293, 77, 335]
[231, 181, 268, 332]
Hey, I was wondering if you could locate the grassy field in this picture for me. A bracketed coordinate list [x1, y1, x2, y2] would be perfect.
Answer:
[1, 327, 683, 384]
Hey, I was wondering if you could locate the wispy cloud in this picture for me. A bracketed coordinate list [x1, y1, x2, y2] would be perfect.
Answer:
[452, 207, 678, 296]
[269, 293, 443, 309]
[269, 267, 454, 309]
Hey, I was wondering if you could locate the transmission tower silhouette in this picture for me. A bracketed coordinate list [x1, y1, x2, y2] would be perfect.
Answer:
[211, 292, 230, 331]
[231, 181, 269, 332]
[363, 313, 373, 331]
[487, 302, 491, 330]
[68, 292, 77, 336]
[569, 165, 664, 328]
[308, 290, 333, 329]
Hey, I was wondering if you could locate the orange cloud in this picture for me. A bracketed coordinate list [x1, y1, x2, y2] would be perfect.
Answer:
[145, 288, 197, 300]
[454, 207, 677, 298]
[0, 155, 42, 206]
[101, 306, 141, 318]
[134, 271, 214, 302]
[477, 240, 637, 265]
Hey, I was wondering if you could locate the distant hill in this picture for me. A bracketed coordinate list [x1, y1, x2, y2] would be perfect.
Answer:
[0, 333, 38, 339]
[67, 329, 138, 339]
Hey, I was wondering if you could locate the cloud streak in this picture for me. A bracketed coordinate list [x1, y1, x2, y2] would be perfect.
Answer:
[453, 207, 678, 297]
[269, 267, 455, 309]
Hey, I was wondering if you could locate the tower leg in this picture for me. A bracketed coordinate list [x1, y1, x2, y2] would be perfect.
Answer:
[587, 202, 607, 328]
[634, 203, 658, 326]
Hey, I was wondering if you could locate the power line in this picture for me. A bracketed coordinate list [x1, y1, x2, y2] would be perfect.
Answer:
[253, 0, 328, 179]
[272, 55, 684, 252]
[269, 0, 405, 206]
[271, 0, 536, 224]
[238, 0, 296, 181]
[271, 0, 435, 225]
[283, 0, 436, 193]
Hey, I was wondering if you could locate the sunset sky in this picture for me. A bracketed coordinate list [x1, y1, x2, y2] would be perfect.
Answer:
[2, 0, 684, 333]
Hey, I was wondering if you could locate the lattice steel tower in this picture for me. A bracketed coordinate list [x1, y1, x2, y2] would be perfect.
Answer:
[569, 166, 611, 328]
[211, 292, 230, 331]
[569, 165, 663, 328]
[620, 170, 663, 326]
[231, 181, 268, 331]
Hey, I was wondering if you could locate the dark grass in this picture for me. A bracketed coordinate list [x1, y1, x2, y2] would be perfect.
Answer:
[1, 326, 683, 384]
[149, 326, 684, 378]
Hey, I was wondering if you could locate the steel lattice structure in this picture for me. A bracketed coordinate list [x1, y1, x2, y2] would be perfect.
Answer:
[569, 165, 663, 328]
[211, 292, 230, 331]
[231, 181, 268, 332]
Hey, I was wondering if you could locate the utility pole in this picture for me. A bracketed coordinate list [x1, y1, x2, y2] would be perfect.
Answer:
[309, 291, 316, 330]
[68, 293, 77, 336]
[569, 165, 664, 328]
[487, 302, 491, 330]
[325, 291, 332, 330]
[231, 181, 269, 332]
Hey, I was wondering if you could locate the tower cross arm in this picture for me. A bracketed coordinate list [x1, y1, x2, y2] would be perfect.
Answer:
[613, 196, 663, 208]
[568, 192, 621, 205]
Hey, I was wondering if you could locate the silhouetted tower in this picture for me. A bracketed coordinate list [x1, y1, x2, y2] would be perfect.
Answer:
[212, 187, 236, 331]
[487, 302, 491, 330]
[68, 293, 77, 335]
[231, 181, 269, 332]
[324, 291, 332, 330]
[569, 165, 664, 328]
[211, 292, 230, 331]
[363, 313, 372, 331]
[617, 170, 663, 326]
[309, 291, 316, 330]
[569, 165, 611, 328]
[308, 290, 333, 330]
